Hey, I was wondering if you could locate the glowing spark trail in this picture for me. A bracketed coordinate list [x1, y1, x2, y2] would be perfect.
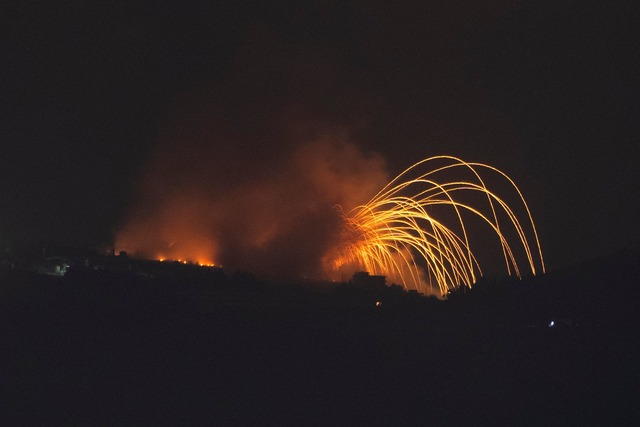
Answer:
[327, 156, 545, 296]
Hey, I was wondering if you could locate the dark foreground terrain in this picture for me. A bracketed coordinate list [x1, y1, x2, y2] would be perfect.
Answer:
[2, 250, 639, 425]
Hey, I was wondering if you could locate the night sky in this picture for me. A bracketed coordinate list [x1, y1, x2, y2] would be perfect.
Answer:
[2, 1, 639, 273]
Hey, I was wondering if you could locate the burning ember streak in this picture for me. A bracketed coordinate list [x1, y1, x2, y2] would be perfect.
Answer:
[325, 156, 545, 296]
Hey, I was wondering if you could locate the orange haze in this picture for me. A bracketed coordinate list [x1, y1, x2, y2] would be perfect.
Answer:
[115, 110, 388, 280]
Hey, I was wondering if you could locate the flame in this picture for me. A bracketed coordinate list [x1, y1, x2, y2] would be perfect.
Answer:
[154, 257, 216, 267]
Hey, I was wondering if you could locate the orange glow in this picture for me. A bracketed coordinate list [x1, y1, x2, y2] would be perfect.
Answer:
[115, 200, 219, 270]
[114, 134, 388, 280]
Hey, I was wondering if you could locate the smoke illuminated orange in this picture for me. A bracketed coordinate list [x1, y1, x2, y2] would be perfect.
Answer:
[114, 135, 389, 279]
[325, 156, 545, 296]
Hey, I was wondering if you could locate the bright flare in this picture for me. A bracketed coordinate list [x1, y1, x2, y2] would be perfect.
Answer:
[326, 156, 545, 296]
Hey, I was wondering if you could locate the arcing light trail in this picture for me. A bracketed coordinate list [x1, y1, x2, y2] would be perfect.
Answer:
[326, 156, 545, 296]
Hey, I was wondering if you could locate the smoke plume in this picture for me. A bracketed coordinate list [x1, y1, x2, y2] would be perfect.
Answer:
[115, 102, 388, 281]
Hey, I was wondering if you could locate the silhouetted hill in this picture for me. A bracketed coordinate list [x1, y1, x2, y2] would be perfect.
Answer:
[2, 250, 639, 424]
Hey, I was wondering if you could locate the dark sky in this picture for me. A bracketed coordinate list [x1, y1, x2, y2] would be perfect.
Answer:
[2, 0, 639, 272]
